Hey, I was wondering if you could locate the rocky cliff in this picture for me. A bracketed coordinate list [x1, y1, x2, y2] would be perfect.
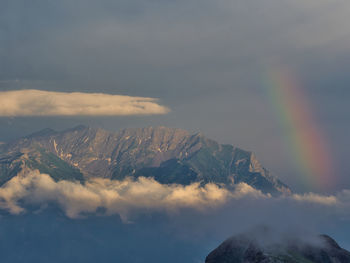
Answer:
[0, 125, 290, 195]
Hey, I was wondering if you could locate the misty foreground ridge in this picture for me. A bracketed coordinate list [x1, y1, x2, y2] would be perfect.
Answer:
[0, 125, 290, 195]
[206, 229, 350, 263]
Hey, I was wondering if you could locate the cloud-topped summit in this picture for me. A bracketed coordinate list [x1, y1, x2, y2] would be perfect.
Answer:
[206, 228, 350, 263]
[0, 125, 290, 195]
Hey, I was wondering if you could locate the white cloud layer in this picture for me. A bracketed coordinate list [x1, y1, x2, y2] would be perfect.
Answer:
[0, 170, 270, 220]
[0, 170, 234, 219]
[0, 90, 170, 116]
[0, 170, 349, 222]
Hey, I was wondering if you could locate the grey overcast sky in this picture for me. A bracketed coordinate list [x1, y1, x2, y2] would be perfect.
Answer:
[1, 0, 350, 193]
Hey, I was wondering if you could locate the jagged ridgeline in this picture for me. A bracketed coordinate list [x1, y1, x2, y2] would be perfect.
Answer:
[0, 126, 290, 195]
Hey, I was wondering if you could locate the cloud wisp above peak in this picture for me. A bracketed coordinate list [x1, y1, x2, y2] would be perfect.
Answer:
[0, 90, 170, 117]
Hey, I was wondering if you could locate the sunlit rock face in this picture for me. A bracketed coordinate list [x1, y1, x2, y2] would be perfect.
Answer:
[0, 126, 290, 195]
[206, 229, 350, 263]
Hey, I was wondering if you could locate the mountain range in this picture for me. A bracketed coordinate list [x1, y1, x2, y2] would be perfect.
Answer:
[0, 125, 290, 195]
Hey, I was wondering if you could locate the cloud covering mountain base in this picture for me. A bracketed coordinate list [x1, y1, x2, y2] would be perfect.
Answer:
[0, 170, 349, 223]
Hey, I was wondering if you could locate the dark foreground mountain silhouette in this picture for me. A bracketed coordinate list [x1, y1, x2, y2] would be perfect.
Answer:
[206, 229, 350, 263]
[0, 125, 290, 195]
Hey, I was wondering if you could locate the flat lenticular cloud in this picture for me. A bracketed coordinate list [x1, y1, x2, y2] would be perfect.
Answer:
[0, 90, 170, 116]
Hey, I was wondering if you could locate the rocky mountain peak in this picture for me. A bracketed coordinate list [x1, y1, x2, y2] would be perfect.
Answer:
[206, 230, 350, 263]
[0, 126, 291, 195]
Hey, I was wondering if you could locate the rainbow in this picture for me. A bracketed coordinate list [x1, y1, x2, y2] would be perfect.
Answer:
[264, 67, 333, 190]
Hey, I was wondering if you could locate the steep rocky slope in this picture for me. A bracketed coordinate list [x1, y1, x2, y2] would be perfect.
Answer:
[0, 126, 290, 195]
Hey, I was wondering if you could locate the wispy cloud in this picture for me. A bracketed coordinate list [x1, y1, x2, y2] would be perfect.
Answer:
[292, 192, 338, 205]
[0, 90, 170, 116]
